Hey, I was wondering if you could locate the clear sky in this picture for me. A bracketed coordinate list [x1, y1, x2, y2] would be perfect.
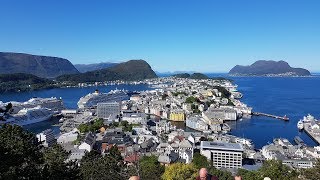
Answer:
[0, 0, 319, 72]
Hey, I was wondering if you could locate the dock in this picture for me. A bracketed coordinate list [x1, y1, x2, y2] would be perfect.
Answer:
[252, 112, 289, 121]
[303, 125, 320, 144]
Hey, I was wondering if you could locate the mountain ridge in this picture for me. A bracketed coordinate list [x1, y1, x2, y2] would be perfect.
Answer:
[0, 52, 79, 78]
[57, 59, 157, 82]
[74, 62, 119, 73]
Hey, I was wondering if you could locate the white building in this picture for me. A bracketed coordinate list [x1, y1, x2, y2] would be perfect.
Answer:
[57, 129, 79, 144]
[78, 132, 96, 152]
[200, 141, 243, 169]
[36, 129, 56, 147]
[122, 112, 147, 124]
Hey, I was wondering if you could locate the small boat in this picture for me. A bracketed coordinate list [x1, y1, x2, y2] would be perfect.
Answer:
[297, 120, 304, 130]
[294, 136, 305, 146]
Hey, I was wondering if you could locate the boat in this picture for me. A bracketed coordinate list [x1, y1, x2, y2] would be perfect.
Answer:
[0, 106, 53, 126]
[297, 120, 304, 130]
[294, 136, 305, 146]
[302, 114, 315, 123]
[77, 89, 129, 109]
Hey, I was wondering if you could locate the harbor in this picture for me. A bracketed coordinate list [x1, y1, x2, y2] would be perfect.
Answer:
[297, 114, 320, 144]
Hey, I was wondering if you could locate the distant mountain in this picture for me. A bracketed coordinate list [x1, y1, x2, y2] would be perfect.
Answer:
[0, 73, 55, 93]
[74, 62, 118, 73]
[173, 73, 209, 79]
[229, 60, 311, 76]
[0, 52, 79, 78]
[57, 60, 157, 82]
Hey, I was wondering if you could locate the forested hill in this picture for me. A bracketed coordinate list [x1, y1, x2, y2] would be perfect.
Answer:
[57, 60, 157, 83]
[0, 52, 79, 78]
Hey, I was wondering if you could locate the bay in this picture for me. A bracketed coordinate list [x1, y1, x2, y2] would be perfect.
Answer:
[1, 76, 320, 148]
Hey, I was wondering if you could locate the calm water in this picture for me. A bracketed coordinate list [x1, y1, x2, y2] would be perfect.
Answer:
[226, 76, 320, 148]
[0, 84, 153, 134]
[1, 77, 320, 148]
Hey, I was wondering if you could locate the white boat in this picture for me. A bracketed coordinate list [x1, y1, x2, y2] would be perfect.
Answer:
[302, 114, 315, 123]
[0, 106, 53, 126]
[297, 120, 304, 130]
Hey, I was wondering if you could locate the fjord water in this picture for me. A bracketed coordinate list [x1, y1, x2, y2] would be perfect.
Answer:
[226, 75, 320, 148]
[1, 76, 320, 148]
[0, 84, 153, 134]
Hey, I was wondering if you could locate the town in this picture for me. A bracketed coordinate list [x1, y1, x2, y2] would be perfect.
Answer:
[1, 76, 320, 175]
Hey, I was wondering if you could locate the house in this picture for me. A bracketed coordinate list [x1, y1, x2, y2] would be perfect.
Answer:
[158, 151, 179, 166]
[101, 128, 133, 155]
[79, 132, 96, 152]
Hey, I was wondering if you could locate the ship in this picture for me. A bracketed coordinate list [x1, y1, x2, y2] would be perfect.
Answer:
[77, 89, 129, 109]
[297, 120, 304, 130]
[0, 106, 53, 126]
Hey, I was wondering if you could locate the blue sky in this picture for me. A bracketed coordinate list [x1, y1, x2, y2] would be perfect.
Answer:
[0, 0, 319, 72]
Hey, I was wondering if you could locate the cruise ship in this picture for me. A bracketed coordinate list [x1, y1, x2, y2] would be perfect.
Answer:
[297, 120, 303, 130]
[0, 106, 53, 126]
[77, 89, 129, 109]
[297, 114, 316, 130]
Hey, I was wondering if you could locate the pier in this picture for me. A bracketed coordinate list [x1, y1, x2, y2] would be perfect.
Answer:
[252, 112, 289, 121]
[303, 125, 320, 144]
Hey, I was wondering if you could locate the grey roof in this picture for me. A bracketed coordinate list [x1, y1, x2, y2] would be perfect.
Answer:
[84, 132, 96, 145]
[179, 140, 193, 148]
[201, 141, 243, 152]
[158, 151, 179, 164]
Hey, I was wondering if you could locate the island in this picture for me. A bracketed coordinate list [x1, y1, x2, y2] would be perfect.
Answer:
[229, 60, 311, 77]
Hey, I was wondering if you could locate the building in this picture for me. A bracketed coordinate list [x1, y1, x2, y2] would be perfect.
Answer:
[61, 109, 78, 117]
[57, 129, 79, 144]
[122, 112, 147, 124]
[97, 102, 121, 119]
[186, 117, 209, 131]
[79, 132, 96, 152]
[169, 110, 185, 121]
[202, 108, 237, 124]
[36, 129, 56, 147]
[200, 141, 243, 169]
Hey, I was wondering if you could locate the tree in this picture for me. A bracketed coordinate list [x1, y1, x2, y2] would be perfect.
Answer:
[258, 160, 299, 180]
[42, 144, 80, 180]
[237, 168, 258, 180]
[301, 159, 320, 180]
[162, 163, 198, 180]
[80, 150, 111, 180]
[0, 124, 43, 179]
[208, 167, 233, 180]
[80, 146, 129, 180]
[185, 96, 197, 104]
[192, 152, 209, 169]
[139, 155, 165, 180]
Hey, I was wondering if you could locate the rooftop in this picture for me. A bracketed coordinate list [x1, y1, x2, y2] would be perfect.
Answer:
[201, 141, 243, 151]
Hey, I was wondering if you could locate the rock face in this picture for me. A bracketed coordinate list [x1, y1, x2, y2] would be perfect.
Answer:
[229, 60, 311, 76]
[74, 62, 118, 73]
[0, 52, 79, 78]
[57, 60, 157, 82]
